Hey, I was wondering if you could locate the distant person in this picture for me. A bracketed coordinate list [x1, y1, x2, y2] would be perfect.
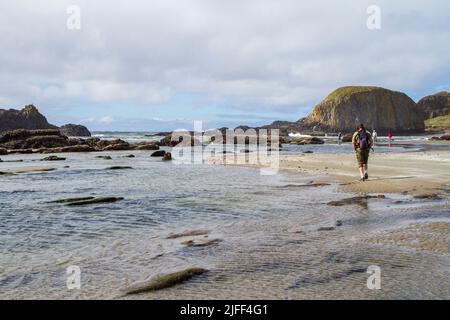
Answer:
[372, 130, 378, 144]
[387, 133, 393, 147]
[352, 123, 373, 181]
[337, 132, 342, 145]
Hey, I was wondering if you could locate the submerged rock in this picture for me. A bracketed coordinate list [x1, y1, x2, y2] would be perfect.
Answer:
[96, 155, 112, 160]
[181, 239, 222, 247]
[124, 268, 208, 294]
[49, 196, 96, 204]
[105, 166, 132, 170]
[327, 195, 385, 208]
[0, 171, 15, 176]
[40, 156, 66, 161]
[413, 194, 442, 200]
[65, 197, 124, 206]
[166, 230, 209, 239]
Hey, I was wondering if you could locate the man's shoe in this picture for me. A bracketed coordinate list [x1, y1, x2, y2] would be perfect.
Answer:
[364, 173, 369, 180]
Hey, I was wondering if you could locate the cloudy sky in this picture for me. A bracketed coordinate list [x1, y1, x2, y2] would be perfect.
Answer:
[1, 0, 449, 131]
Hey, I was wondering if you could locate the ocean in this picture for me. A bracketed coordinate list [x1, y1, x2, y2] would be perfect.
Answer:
[0, 132, 449, 299]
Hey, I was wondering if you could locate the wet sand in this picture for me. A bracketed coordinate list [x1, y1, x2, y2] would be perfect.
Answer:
[208, 146, 450, 196]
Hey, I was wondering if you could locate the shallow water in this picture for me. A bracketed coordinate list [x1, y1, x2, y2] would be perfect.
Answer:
[0, 150, 449, 299]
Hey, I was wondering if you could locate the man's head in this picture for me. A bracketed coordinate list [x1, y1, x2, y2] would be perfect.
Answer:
[357, 123, 365, 132]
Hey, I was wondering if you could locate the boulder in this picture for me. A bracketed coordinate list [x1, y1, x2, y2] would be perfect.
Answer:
[59, 124, 91, 137]
[341, 133, 354, 143]
[300, 86, 425, 134]
[290, 137, 324, 145]
[0, 105, 57, 133]
[418, 91, 450, 119]
[102, 142, 131, 151]
[162, 152, 172, 161]
[151, 150, 166, 157]
[132, 142, 160, 150]
[0, 148, 7, 155]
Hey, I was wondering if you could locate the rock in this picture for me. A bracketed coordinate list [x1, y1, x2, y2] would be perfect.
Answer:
[151, 150, 166, 157]
[341, 133, 353, 143]
[327, 195, 386, 208]
[440, 134, 450, 141]
[106, 166, 132, 170]
[7, 148, 34, 154]
[132, 142, 159, 150]
[58, 145, 96, 153]
[101, 142, 131, 151]
[0, 171, 15, 176]
[158, 134, 201, 147]
[15, 167, 57, 173]
[0, 105, 57, 133]
[181, 239, 222, 247]
[124, 154, 135, 158]
[49, 196, 95, 204]
[0, 148, 7, 155]
[124, 268, 208, 294]
[65, 197, 124, 206]
[96, 155, 112, 160]
[40, 156, 66, 161]
[413, 194, 442, 200]
[166, 230, 209, 239]
[59, 124, 91, 137]
[418, 91, 450, 119]
[300, 86, 425, 134]
[162, 152, 172, 161]
[318, 226, 335, 231]
[290, 137, 324, 145]
[303, 150, 314, 154]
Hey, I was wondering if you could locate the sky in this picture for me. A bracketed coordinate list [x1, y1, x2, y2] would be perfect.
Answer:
[0, 0, 450, 131]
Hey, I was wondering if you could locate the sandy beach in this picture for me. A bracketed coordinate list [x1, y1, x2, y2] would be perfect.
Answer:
[208, 143, 450, 197]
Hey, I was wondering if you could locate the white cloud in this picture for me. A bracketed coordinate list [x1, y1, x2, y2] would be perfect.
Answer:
[0, 0, 449, 119]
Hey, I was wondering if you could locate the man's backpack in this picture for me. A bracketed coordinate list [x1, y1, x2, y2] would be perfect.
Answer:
[358, 131, 369, 150]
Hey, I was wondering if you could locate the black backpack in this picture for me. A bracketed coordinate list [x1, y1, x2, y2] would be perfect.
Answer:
[358, 131, 369, 150]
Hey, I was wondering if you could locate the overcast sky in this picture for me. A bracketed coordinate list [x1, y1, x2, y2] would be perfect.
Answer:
[1, 0, 449, 131]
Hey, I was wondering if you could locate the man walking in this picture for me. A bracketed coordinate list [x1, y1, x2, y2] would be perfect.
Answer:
[352, 124, 373, 181]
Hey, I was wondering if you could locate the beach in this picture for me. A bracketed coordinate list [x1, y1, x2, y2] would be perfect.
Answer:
[208, 142, 450, 196]
[1, 139, 449, 299]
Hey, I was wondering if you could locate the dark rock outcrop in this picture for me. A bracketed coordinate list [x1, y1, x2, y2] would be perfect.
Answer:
[300, 86, 425, 134]
[418, 91, 450, 119]
[0, 129, 135, 154]
[151, 150, 166, 157]
[289, 137, 324, 145]
[0, 105, 93, 139]
[59, 124, 91, 137]
[0, 105, 57, 133]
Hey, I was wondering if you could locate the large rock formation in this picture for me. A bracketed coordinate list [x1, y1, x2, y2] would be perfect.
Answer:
[59, 124, 91, 137]
[0, 129, 159, 154]
[417, 91, 450, 119]
[0, 105, 57, 133]
[0, 105, 92, 136]
[300, 86, 425, 134]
